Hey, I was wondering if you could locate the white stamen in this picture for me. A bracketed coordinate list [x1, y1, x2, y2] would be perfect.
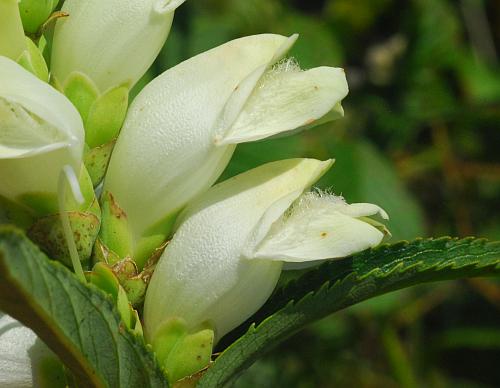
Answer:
[57, 165, 85, 282]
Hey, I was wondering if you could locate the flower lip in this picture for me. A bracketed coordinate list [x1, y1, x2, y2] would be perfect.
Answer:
[0, 56, 84, 162]
[144, 158, 334, 341]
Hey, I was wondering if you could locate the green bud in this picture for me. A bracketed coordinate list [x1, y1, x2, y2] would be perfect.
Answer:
[0, 194, 34, 230]
[18, 0, 58, 34]
[28, 210, 100, 266]
[85, 85, 128, 148]
[63, 71, 100, 124]
[23, 166, 101, 265]
[94, 192, 168, 305]
[84, 141, 116, 187]
[111, 258, 148, 307]
[98, 191, 133, 261]
[89, 262, 143, 337]
[151, 318, 214, 383]
[63, 72, 129, 186]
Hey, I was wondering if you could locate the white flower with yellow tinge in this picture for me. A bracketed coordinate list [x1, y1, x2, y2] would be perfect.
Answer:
[51, 0, 187, 92]
[104, 34, 349, 263]
[0, 56, 83, 208]
[0, 56, 97, 276]
[143, 159, 388, 381]
[0, 314, 64, 388]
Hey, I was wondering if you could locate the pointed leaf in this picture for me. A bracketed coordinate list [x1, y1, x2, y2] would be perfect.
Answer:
[0, 226, 168, 388]
[199, 237, 500, 387]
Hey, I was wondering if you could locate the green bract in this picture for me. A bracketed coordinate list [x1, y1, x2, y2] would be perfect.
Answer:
[18, 0, 58, 34]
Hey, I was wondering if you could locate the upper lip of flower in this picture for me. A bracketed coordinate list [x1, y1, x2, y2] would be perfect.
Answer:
[0, 56, 84, 162]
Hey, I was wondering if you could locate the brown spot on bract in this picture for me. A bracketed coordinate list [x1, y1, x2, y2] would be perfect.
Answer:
[196, 355, 202, 361]
[321, 232, 328, 238]
[305, 118, 315, 125]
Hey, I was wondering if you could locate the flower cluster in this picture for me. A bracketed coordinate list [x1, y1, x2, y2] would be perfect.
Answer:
[0, 0, 389, 384]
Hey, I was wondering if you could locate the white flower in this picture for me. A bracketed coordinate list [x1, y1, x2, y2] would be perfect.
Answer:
[104, 34, 349, 249]
[0, 314, 62, 387]
[144, 159, 388, 343]
[0, 56, 84, 209]
[51, 0, 186, 92]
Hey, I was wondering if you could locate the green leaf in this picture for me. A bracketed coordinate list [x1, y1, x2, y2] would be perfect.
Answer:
[199, 237, 500, 387]
[0, 226, 168, 388]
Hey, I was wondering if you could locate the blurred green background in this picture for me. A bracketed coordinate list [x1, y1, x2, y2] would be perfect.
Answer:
[133, 0, 500, 386]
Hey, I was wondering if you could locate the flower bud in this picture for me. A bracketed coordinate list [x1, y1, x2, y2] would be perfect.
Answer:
[0, 313, 65, 387]
[51, 0, 187, 93]
[104, 34, 349, 263]
[144, 159, 388, 379]
[18, 0, 59, 34]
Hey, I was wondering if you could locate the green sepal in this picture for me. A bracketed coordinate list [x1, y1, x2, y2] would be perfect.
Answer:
[18, 0, 58, 34]
[134, 234, 168, 271]
[84, 139, 116, 186]
[0, 194, 35, 230]
[65, 165, 100, 215]
[134, 211, 179, 270]
[36, 354, 70, 388]
[27, 211, 100, 265]
[17, 192, 58, 218]
[63, 71, 100, 124]
[88, 262, 143, 337]
[86, 85, 128, 148]
[16, 166, 99, 220]
[0, 0, 26, 61]
[17, 37, 49, 81]
[111, 258, 148, 307]
[92, 237, 122, 265]
[152, 318, 214, 384]
[92, 250, 160, 307]
[98, 191, 134, 260]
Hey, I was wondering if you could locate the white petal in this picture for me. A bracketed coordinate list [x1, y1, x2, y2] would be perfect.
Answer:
[253, 211, 384, 262]
[144, 158, 332, 341]
[0, 146, 80, 203]
[105, 34, 296, 241]
[0, 57, 84, 201]
[220, 66, 348, 144]
[51, 0, 186, 91]
[0, 57, 83, 158]
[0, 314, 59, 388]
[249, 192, 387, 262]
[154, 0, 188, 13]
[336, 202, 389, 220]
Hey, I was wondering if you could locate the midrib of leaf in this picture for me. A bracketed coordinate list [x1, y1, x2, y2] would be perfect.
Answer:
[0, 226, 169, 388]
[199, 237, 500, 387]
